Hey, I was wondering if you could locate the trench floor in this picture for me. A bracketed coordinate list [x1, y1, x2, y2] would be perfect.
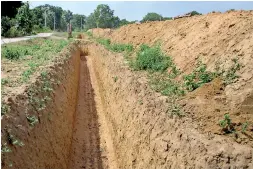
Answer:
[68, 55, 103, 169]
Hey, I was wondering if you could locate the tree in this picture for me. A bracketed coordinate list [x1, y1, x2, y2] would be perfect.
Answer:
[163, 17, 172, 21]
[190, 11, 202, 16]
[93, 4, 115, 28]
[33, 4, 66, 31]
[119, 19, 130, 27]
[16, 2, 34, 35]
[141, 13, 163, 23]
[85, 12, 97, 30]
[72, 14, 86, 31]
[64, 10, 73, 24]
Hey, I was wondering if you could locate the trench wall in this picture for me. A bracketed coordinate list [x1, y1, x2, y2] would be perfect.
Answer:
[87, 43, 253, 169]
[1, 44, 81, 169]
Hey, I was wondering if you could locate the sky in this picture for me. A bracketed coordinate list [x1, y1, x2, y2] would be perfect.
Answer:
[30, 1, 253, 21]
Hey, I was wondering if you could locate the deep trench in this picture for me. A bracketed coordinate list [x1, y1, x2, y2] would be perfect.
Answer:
[68, 55, 103, 169]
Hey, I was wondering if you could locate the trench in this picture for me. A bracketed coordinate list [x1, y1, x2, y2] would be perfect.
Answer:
[2, 42, 252, 169]
[68, 55, 103, 169]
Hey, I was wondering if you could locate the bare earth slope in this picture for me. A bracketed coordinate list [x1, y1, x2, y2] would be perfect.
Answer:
[92, 10, 253, 145]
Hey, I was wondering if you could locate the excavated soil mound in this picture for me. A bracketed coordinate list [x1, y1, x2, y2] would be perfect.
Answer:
[92, 10, 253, 146]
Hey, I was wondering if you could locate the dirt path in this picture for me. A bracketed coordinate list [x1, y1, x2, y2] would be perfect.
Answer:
[1, 33, 52, 44]
[68, 55, 103, 169]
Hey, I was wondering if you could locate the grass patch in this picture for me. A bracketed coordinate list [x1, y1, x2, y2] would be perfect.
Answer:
[96, 37, 133, 53]
[2, 38, 69, 85]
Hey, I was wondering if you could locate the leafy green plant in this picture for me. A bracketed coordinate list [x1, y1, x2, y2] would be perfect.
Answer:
[219, 114, 234, 133]
[241, 122, 248, 133]
[224, 58, 241, 85]
[110, 43, 133, 53]
[1, 143, 12, 154]
[134, 43, 172, 71]
[183, 61, 215, 91]
[1, 104, 10, 116]
[7, 133, 24, 146]
[113, 76, 118, 82]
[21, 68, 34, 82]
[138, 100, 143, 105]
[86, 31, 93, 37]
[171, 104, 184, 117]
[26, 115, 38, 126]
[1, 46, 22, 60]
[1, 78, 9, 85]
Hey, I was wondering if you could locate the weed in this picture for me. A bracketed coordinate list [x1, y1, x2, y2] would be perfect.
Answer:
[241, 122, 248, 133]
[1, 104, 10, 116]
[183, 61, 215, 91]
[47, 112, 52, 121]
[1, 46, 21, 60]
[134, 43, 172, 72]
[219, 114, 234, 133]
[96, 37, 133, 53]
[7, 133, 24, 146]
[21, 69, 34, 82]
[224, 58, 241, 85]
[97, 38, 111, 47]
[26, 115, 38, 126]
[166, 100, 184, 118]
[138, 100, 143, 105]
[1, 78, 9, 85]
[110, 43, 133, 53]
[113, 76, 118, 82]
[41, 71, 48, 79]
[1, 143, 12, 154]
[86, 31, 93, 37]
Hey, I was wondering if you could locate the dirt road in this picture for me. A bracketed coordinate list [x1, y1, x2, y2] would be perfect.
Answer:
[1, 33, 52, 44]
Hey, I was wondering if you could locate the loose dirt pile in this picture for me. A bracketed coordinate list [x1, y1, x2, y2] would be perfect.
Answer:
[92, 10, 253, 146]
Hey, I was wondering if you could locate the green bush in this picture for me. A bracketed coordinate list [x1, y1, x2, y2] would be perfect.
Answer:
[4, 26, 22, 38]
[134, 44, 172, 71]
[1, 46, 22, 60]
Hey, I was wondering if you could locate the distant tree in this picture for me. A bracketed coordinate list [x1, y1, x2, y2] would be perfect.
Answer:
[85, 12, 97, 30]
[93, 4, 115, 28]
[16, 2, 34, 35]
[141, 12, 163, 23]
[190, 11, 202, 16]
[64, 10, 73, 24]
[119, 19, 130, 27]
[72, 14, 86, 31]
[112, 16, 120, 28]
[33, 4, 66, 31]
[162, 17, 173, 21]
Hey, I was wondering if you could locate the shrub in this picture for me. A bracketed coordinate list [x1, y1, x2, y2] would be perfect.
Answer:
[1, 46, 21, 60]
[134, 44, 172, 71]
[5, 26, 22, 38]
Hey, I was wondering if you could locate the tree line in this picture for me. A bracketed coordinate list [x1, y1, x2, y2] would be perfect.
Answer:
[1, 1, 201, 38]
